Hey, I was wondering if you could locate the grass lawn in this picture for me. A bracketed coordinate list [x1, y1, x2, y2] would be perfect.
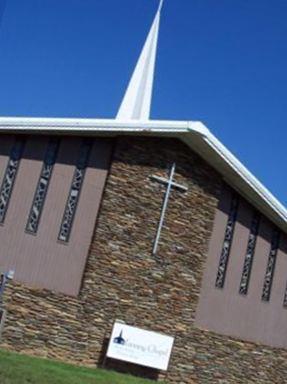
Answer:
[0, 349, 155, 384]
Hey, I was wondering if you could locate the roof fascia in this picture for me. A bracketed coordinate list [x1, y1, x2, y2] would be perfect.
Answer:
[0, 116, 286, 232]
[198, 130, 287, 231]
[0, 117, 207, 134]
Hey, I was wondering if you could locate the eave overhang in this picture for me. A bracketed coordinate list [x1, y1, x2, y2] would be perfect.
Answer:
[0, 116, 286, 233]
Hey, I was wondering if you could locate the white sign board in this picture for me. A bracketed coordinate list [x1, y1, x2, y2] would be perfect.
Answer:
[106, 322, 174, 371]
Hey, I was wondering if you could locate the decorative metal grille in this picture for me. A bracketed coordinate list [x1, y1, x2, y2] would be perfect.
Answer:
[26, 138, 60, 234]
[239, 212, 260, 295]
[215, 194, 239, 289]
[0, 138, 25, 223]
[262, 229, 280, 302]
[58, 139, 92, 243]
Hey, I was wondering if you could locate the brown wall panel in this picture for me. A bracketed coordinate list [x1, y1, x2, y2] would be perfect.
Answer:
[0, 136, 112, 296]
[196, 186, 287, 348]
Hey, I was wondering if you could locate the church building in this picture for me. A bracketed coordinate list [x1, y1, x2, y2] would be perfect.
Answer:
[1, 1, 287, 383]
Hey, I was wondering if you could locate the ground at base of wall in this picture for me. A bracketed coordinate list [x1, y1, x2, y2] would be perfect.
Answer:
[0, 348, 157, 384]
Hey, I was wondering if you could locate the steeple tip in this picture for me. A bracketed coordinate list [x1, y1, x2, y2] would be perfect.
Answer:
[158, 0, 164, 13]
[116, 0, 163, 121]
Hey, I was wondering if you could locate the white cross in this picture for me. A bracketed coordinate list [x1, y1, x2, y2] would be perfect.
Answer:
[150, 163, 188, 255]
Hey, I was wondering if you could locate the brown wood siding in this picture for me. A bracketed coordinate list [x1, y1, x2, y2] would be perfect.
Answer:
[195, 185, 287, 348]
[0, 135, 113, 296]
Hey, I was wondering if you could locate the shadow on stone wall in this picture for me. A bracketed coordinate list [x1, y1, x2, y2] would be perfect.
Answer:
[98, 337, 160, 381]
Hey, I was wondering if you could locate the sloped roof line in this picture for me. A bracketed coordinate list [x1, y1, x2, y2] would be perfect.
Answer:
[200, 130, 287, 225]
[0, 116, 286, 232]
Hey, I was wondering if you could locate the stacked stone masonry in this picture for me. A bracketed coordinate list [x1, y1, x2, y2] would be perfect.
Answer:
[1, 137, 286, 383]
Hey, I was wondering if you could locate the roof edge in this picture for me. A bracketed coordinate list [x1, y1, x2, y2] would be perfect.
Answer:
[0, 116, 203, 132]
[203, 131, 287, 226]
[0, 116, 286, 233]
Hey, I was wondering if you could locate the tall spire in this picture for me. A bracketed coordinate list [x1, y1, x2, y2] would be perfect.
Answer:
[116, 0, 164, 121]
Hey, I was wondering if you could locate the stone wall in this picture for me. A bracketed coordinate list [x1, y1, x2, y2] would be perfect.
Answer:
[2, 137, 285, 383]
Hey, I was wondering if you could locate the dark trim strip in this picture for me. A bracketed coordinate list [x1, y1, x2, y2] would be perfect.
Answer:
[262, 229, 280, 302]
[26, 138, 60, 234]
[283, 281, 287, 308]
[58, 139, 93, 243]
[0, 137, 25, 224]
[215, 193, 239, 289]
[239, 212, 260, 295]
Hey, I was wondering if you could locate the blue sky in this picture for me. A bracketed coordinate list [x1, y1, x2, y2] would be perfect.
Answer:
[0, 0, 286, 205]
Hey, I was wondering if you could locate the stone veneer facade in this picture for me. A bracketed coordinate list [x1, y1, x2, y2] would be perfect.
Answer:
[1, 136, 287, 383]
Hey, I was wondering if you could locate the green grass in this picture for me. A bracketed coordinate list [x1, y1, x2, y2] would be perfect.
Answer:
[0, 349, 154, 384]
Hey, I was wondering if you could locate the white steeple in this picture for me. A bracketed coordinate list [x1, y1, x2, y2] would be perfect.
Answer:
[116, 0, 164, 121]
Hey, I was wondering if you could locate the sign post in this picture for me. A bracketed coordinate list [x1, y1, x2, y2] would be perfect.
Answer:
[0, 308, 6, 337]
[106, 322, 174, 371]
[0, 270, 14, 339]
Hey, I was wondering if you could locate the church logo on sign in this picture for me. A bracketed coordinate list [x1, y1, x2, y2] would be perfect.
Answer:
[107, 323, 174, 371]
[113, 331, 169, 356]
[113, 330, 126, 345]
